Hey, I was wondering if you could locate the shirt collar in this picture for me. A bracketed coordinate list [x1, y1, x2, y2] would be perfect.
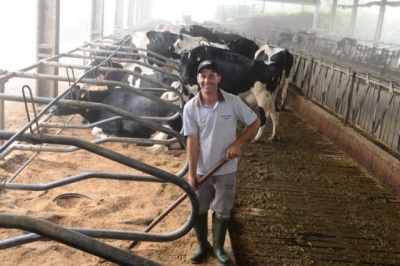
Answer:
[195, 89, 226, 107]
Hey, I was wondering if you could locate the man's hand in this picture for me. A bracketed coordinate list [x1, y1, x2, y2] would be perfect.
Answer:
[188, 174, 200, 191]
[226, 143, 241, 160]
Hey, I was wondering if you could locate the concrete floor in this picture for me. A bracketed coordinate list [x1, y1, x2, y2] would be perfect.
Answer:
[228, 87, 400, 265]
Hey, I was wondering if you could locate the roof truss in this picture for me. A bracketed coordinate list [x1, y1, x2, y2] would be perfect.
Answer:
[253, 0, 320, 5]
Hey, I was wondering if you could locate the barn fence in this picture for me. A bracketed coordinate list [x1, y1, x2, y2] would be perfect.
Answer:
[0, 32, 196, 262]
[287, 53, 400, 154]
[265, 29, 400, 76]
[235, 28, 400, 156]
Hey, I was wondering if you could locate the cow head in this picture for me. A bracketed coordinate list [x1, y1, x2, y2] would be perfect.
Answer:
[179, 47, 212, 86]
[51, 85, 88, 116]
[82, 59, 127, 90]
[179, 51, 197, 85]
[147, 31, 180, 65]
[171, 34, 185, 59]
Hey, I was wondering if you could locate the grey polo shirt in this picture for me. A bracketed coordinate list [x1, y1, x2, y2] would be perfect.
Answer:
[183, 89, 258, 175]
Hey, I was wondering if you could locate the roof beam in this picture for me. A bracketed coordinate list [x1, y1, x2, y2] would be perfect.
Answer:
[254, 0, 320, 5]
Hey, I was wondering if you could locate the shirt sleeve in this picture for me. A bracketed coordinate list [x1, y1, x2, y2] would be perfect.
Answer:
[232, 95, 258, 126]
[183, 100, 198, 136]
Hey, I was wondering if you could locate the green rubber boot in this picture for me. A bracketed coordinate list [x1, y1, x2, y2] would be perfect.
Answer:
[212, 213, 231, 265]
[190, 212, 212, 264]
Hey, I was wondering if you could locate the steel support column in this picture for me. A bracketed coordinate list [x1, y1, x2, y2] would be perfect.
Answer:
[313, 1, 320, 29]
[90, 0, 104, 41]
[374, 0, 387, 44]
[114, 0, 124, 30]
[329, 0, 338, 33]
[36, 0, 60, 99]
[135, 0, 152, 23]
[127, 0, 136, 28]
[349, 0, 358, 37]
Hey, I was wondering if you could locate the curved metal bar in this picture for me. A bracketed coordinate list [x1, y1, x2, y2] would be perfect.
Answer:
[21, 85, 41, 134]
[0, 232, 43, 249]
[0, 94, 185, 145]
[3, 171, 166, 190]
[66, 66, 76, 87]
[128, 158, 228, 249]
[0, 214, 161, 266]
[3, 71, 183, 113]
[50, 99, 185, 144]
[0, 65, 98, 154]
[0, 131, 198, 243]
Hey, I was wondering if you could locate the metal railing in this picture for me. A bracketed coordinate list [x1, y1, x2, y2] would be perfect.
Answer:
[0, 31, 194, 263]
[289, 52, 400, 154]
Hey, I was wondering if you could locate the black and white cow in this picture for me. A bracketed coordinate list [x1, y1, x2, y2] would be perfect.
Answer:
[334, 37, 357, 59]
[214, 32, 244, 44]
[51, 86, 183, 152]
[171, 33, 211, 57]
[82, 60, 129, 90]
[131, 30, 175, 65]
[255, 45, 294, 110]
[132, 30, 212, 66]
[226, 38, 260, 58]
[179, 25, 219, 43]
[131, 67, 178, 88]
[179, 46, 283, 141]
[130, 66, 192, 106]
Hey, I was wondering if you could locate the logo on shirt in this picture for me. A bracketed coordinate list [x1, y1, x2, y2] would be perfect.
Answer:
[220, 114, 232, 120]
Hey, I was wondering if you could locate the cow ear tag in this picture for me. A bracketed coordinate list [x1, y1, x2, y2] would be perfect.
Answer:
[196, 56, 201, 62]
[81, 92, 85, 98]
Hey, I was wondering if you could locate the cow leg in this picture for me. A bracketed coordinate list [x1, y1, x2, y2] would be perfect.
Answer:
[145, 125, 172, 153]
[267, 95, 279, 141]
[91, 126, 108, 139]
[280, 77, 289, 111]
[250, 82, 279, 141]
[254, 107, 267, 141]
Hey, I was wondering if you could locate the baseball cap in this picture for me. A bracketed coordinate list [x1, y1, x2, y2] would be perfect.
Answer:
[197, 60, 218, 73]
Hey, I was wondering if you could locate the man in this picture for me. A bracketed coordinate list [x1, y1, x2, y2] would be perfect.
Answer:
[183, 60, 260, 264]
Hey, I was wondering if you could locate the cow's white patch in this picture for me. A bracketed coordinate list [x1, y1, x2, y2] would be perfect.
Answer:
[173, 34, 210, 57]
[248, 81, 279, 141]
[145, 125, 172, 153]
[189, 84, 199, 95]
[91, 126, 108, 139]
[239, 91, 257, 108]
[131, 31, 151, 63]
[209, 42, 229, 50]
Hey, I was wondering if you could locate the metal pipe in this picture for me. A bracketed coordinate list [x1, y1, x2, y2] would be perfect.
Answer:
[0, 131, 198, 243]
[1, 72, 182, 112]
[0, 214, 160, 266]
[128, 157, 228, 249]
[0, 94, 184, 154]
[3, 171, 165, 190]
